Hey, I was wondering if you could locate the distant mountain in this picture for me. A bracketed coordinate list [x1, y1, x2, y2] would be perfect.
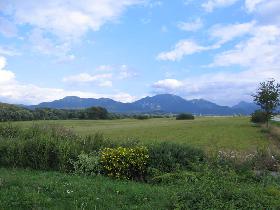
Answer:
[231, 101, 259, 115]
[133, 94, 191, 113]
[132, 94, 237, 115]
[28, 96, 141, 113]
[25, 94, 260, 115]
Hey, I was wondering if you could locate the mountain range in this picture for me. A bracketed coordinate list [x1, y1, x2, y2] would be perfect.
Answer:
[26, 94, 260, 115]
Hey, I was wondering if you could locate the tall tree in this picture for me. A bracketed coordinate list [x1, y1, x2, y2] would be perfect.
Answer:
[252, 79, 280, 127]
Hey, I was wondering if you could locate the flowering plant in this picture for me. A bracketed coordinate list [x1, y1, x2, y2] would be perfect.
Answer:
[100, 146, 149, 180]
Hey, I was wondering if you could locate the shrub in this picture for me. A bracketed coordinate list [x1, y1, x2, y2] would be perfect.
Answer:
[135, 115, 150, 120]
[251, 110, 267, 123]
[72, 152, 100, 175]
[100, 146, 149, 180]
[176, 113, 194, 120]
[252, 148, 280, 171]
[210, 148, 280, 172]
[210, 150, 255, 172]
[148, 142, 205, 172]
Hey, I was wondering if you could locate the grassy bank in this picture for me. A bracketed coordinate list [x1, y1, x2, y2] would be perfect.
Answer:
[1, 167, 280, 209]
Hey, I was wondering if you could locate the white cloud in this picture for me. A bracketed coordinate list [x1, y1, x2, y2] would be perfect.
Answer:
[98, 81, 113, 87]
[0, 46, 20, 56]
[185, 1, 280, 104]
[177, 18, 203, 32]
[97, 64, 137, 79]
[1, 0, 143, 40]
[202, 0, 239, 12]
[158, 23, 255, 62]
[245, 0, 265, 12]
[0, 56, 15, 83]
[210, 21, 255, 45]
[0, 17, 17, 37]
[159, 20, 266, 62]
[118, 65, 138, 79]
[249, 0, 280, 26]
[210, 25, 280, 68]
[63, 64, 137, 86]
[63, 73, 112, 83]
[0, 57, 7, 70]
[0, 57, 135, 104]
[28, 28, 75, 61]
[154, 20, 280, 104]
[96, 65, 114, 72]
[145, 0, 162, 8]
[0, 82, 135, 104]
[0, 0, 143, 59]
[111, 92, 137, 103]
[153, 79, 184, 91]
[152, 66, 280, 105]
[157, 40, 212, 61]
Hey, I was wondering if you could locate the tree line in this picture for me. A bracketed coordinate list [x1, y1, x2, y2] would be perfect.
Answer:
[0, 104, 109, 121]
[0, 103, 174, 122]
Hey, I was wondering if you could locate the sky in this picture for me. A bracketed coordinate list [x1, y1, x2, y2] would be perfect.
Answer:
[0, 0, 280, 106]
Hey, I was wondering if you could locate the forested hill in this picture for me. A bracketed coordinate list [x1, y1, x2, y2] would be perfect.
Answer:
[0, 103, 34, 121]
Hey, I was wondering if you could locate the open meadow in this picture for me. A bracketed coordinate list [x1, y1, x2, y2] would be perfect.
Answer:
[1, 117, 280, 209]
[14, 117, 270, 152]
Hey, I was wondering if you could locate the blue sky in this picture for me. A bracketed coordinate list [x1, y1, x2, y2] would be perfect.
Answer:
[0, 0, 280, 105]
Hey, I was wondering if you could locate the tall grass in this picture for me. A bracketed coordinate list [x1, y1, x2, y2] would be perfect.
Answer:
[0, 123, 206, 177]
[0, 122, 279, 179]
[0, 123, 104, 172]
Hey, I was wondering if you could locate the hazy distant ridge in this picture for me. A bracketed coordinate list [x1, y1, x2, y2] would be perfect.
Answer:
[26, 94, 260, 115]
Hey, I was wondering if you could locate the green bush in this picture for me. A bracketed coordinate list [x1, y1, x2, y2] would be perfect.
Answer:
[208, 148, 280, 173]
[176, 113, 194, 120]
[134, 115, 150, 120]
[252, 148, 280, 171]
[148, 142, 205, 172]
[72, 152, 100, 175]
[209, 150, 255, 173]
[100, 146, 149, 180]
[251, 110, 267, 123]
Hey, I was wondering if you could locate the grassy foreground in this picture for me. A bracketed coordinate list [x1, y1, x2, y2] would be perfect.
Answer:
[1, 167, 280, 209]
[0, 168, 174, 209]
[14, 117, 269, 152]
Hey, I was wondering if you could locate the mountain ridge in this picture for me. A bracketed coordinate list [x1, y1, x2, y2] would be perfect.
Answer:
[25, 94, 259, 115]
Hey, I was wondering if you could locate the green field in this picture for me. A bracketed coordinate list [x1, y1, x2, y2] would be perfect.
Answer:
[2, 117, 280, 209]
[14, 117, 269, 152]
